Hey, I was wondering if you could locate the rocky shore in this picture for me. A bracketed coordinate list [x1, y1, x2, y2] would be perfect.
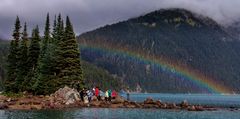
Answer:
[0, 87, 234, 111]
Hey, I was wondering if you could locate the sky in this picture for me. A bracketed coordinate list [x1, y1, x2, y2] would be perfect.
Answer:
[1, 0, 240, 39]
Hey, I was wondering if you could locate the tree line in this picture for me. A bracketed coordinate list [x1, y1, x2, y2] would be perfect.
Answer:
[5, 14, 84, 95]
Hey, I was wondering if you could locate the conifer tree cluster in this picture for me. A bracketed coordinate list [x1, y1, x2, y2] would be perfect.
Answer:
[5, 14, 84, 95]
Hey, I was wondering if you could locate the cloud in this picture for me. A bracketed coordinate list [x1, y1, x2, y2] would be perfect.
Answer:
[0, 0, 240, 39]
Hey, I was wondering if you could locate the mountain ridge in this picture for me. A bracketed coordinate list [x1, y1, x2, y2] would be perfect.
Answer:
[78, 8, 240, 93]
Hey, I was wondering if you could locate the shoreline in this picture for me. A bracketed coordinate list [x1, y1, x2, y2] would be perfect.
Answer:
[0, 95, 239, 111]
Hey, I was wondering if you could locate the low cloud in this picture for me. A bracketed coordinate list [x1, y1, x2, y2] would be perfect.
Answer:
[0, 0, 240, 39]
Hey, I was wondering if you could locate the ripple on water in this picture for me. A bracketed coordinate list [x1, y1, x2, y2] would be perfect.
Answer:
[0, 108, 239, 119]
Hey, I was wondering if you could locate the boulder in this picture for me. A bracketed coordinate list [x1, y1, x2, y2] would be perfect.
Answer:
[0, 103, 8, 109]
[180, 100, 189, 108]
[52, 86, 80, 105]
[90, 101, 101, 107]
[144, 97, 155, 104]
[112, 96, 125, 104]
[188, 105, 196, 111]
[91, 96, 98, 101]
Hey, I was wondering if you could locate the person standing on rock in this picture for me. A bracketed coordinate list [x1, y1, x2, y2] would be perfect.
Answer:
[112, 90, 117, 99]
[80, 88, 84, 101]
[108, 89, 112, 102]
[105, 90, 109, 101]
[87, 89, 93, 102]
[95, 87, 100, 101]
[100, 89, 104, 101]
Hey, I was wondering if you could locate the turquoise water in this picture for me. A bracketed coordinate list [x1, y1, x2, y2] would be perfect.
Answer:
[0, 108, 239, 119]
[0, 94, 240, 119]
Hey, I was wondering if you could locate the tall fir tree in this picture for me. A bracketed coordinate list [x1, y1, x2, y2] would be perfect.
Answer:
[52, 15, 57, 43]
[57, 16, 84, 89]
[5, 16, 21, 92]
[42, 13, 50, 55]
[54, 14, 65, 76]
[34, 14, 57, 95]
[16, 22, 29, 92]
[25, 26, 41, 91]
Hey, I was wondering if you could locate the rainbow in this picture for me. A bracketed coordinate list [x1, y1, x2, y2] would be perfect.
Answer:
[80, 41, 232, 94]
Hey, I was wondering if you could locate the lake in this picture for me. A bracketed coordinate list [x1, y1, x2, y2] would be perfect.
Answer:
[0, 94, 240, 119]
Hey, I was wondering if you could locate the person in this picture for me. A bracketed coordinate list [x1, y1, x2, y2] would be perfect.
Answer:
[100, 90, 105, 101]
[95, 87, 100, 101]
[111, 90, 117, 99]
[108, 89, 112, 102]
[92, 87, 95, 95]
[79, 88, 85, 101]
[86, 89, 93, 102]
[83, 95, 89, 104]
[105, 90, 109, 101]
[127, 90, 130, 101]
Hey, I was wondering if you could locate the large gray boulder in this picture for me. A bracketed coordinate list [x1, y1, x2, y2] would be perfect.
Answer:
[52, 86, 80, 105]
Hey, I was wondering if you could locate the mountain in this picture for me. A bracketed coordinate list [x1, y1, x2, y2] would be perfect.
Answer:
[226, 21, 240, 40]
[78, 8, 240, 93]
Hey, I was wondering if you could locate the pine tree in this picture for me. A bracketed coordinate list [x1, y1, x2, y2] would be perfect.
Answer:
[16, 22, 29, 92]
[25, 26, 41, 91]
[42, 13, 50, 54]
[57, 16, 84, 89]
[52, 15, 57, 43]
[34, 14, 57, 95]
[5, 16, 21, 92]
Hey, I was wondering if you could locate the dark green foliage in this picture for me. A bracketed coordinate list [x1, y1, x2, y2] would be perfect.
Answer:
[55, 16, 84, 90]
[28, 27, 41, 72]
[16, 23, 29, 91]
[34, 44, 58, 94]
[82, 61, 123, 91]
[25, 26, 41, 92]
[0, 40, 8, 90]
[1, 41, 123, 93]
[32, 15, 84, 95]
[5, 16, 21, 92]
[78, 9, 240, 93]
[52, 15, 57, 43]
[42, 13, 50, 55]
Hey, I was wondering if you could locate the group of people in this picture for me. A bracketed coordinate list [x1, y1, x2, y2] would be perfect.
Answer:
[79, 87, 118, 103]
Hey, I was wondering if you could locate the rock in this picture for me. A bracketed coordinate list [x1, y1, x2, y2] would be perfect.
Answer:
[188, 105, 204, 111]
[110, 103, 124, 108]
[180, 100, 189, 108]
[99, 101, 111, 108]
[167, 103, 177, 109]
[112, 96, 125, 104]
[130, 101, 142, 108]
[7, 98, 11, 102]
[90, 101, 101, 107]
[0, 103, 8, 109]
[195, 106, 204, 111]
[144, 97, 155, 104]
[188, 106, 196, 111]
[0, 95, 7, 101]
[143, 104, 155, 108]
[52, 86, 80, 105]
[161, 103, 167, 109]
[91, 96, 98, 101]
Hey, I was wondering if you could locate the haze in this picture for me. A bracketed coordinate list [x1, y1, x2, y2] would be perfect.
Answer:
[1, 0, 240, 39]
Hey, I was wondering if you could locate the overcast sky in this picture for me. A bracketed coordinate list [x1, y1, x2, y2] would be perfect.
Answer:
[1, 0, 240, 39]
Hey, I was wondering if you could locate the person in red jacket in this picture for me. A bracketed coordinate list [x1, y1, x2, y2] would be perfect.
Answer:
[95, 87, 100, 100]
[111, 90, 117, 99]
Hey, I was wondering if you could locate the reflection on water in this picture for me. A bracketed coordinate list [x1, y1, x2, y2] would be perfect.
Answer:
[0, 108, 240, 119]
